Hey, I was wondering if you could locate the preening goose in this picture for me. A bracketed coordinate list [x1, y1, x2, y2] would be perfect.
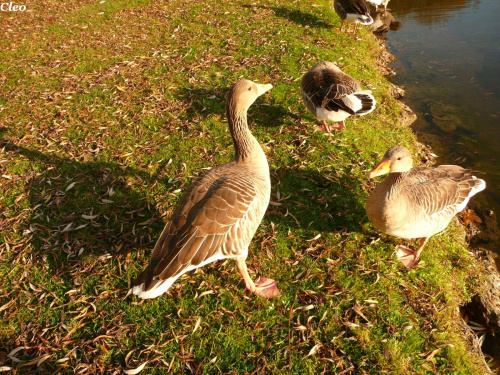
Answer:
[334, 0, 374, 36]
[369, 10, 401, 34]
[301, 61, 376, 132]
[366, 146, 486, 269]
[132, 79, 280, 299]
[366, 0, 390, 12]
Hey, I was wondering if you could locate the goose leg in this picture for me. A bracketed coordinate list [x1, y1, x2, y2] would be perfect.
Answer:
[236, 257, 280, 298]
[314, 120, 328, 133]
[339, 19, 345, 32]
[315, 121, 345, 133]
[413, 238, 428, 262]
[353, 23, 358, 36]
[396, 238, 428, 269]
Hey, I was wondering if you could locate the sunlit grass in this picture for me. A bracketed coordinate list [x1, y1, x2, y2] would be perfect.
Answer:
[0, 0, 490, 373]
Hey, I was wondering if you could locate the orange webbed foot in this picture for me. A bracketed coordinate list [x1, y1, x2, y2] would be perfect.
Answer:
[395, 245, 420, 269]
[314, 123, 345, 133]
[253, 276, 281, 298]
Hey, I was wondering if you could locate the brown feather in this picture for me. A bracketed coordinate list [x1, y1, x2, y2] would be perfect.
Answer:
[134, 171, 259, 291]
[178, 235, 206, 265]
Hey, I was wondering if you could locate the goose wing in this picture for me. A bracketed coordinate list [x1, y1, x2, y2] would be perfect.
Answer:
[134, 169, 258, 291]
[336, 0, 369, 15]
[406, 166, 485, 217]
[302, 66, 360, 114]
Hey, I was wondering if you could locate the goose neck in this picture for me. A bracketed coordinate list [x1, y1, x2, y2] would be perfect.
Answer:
[384, 171, 409, 197]
[227, 106, 262, 162]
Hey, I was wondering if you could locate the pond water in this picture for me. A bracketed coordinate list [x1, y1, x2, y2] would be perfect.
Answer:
[382, 0, 500, 363]
[384, 0, 500, 251]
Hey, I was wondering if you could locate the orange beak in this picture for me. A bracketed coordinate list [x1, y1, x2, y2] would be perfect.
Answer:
[368, 158, 391, 178]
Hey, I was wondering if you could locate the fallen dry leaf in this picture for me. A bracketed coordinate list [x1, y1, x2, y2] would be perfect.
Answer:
[123, 362, 148, 374]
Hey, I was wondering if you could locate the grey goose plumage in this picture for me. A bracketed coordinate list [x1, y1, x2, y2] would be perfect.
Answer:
[301, 61, 376, 131]
[366, 146, 486, 269]
[369, 10, 401, 34]
[132, 79, 280, 299]
[334, 0, 374, 35]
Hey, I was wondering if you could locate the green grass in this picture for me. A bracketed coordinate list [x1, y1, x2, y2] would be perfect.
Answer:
[0, 0, 491, 373]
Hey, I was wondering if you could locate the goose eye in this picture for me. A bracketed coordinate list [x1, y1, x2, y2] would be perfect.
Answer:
[248, 87, 252, 91]
[397, 157, 401, 160]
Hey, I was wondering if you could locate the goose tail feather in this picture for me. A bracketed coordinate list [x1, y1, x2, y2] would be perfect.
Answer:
[353, 91, 376, 116]
[470, 176, 486, 196]
[357, 15, 374, 25]
[132, 276, 178, 299]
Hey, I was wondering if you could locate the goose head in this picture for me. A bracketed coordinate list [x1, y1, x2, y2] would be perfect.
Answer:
[390, 20, 402, 31]
[368, 145, 413, 178]
[226, 79, 273, 114]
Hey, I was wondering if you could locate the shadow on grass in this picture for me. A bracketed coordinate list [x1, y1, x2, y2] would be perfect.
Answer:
[0, 135, 164, 286]
[242, 4, 333, 29]
[175, 87, 226, 124]
[252, 104, 300, 128]
[174, 87, 290, 130]
[269, 165, 367, 234]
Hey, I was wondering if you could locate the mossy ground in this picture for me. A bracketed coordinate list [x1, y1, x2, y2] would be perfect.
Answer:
[0, 0, 491, 373]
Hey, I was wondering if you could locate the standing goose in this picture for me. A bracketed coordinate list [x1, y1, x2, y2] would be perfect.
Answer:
[334, 0, 374, 36]
[366, 0, 390, 13]
[132, 79, 280, 299]
[366, 146, 486, 269]
[301, 61, 376, 132]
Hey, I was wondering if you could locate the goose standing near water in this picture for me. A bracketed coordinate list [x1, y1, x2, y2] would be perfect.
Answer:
[366, 146, 486, 269]
[334, 0, 374, 36]
[132, 79, 280, 299]
[301, 61, 376, 132]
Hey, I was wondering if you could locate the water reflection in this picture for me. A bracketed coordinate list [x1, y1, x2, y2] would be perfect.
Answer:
[385, 0, 500, 233]
[392, 0, 481, 24]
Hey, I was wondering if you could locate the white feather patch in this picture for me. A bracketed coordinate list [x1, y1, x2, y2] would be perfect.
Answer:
[345, 13, 373, 25]
[456, 178, 486, 213]
[316, 108, 351, 122]
[132, 253, 224, 299]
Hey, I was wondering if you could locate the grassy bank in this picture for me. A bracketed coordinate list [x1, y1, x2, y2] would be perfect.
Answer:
[0, 0, 490, 373]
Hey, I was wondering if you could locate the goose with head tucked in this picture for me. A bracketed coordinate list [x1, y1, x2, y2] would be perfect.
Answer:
[369, 10, 401, 34]
[132, 79, 280, 299]
[334, 0, 374, 36]
[301, 61, 376, 132]
[366, 146, 486, 269]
